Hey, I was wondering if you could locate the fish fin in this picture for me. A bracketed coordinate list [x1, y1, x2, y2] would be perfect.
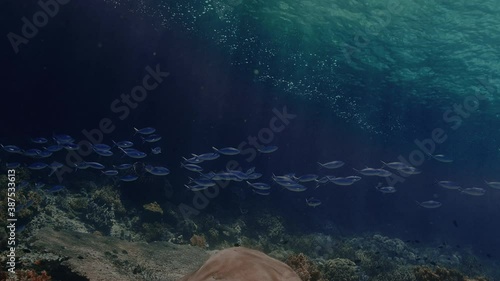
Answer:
[212, 146, 218, 152]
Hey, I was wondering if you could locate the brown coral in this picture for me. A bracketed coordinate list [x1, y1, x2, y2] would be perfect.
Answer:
[180, 247, 301, 281]
[285, 253, 326, 281]
[190, 234, 207, 248]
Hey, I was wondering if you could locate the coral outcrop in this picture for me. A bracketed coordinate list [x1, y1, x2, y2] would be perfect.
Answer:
[143, 201, 163, 214]
[285, 253, 326, 281]
[322, 258, 360, 281]
[414, 266, 489, 281]
[190, 234, 207, 248]
[180, 247, 301, 281]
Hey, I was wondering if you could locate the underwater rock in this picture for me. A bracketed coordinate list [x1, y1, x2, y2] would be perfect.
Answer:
[180, 247, 301, 281]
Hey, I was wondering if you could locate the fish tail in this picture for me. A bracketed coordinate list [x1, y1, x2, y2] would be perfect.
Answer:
[415, 201, 421, 207]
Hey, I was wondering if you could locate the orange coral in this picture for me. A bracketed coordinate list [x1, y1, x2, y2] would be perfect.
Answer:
[285, 253, 326, 281]
[190, 234, 207, 248]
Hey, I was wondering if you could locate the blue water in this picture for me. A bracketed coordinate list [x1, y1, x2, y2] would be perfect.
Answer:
[2, 0, 500, 279]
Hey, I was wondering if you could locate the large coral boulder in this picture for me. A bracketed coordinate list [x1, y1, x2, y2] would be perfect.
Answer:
[179, 247, 302, 281]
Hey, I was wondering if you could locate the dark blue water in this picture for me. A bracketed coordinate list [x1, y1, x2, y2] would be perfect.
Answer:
[2, 0, 500, 278]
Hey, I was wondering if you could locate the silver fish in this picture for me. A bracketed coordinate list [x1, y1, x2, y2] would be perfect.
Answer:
[416, 200, 442, 209]
[484, 180, 500, 189]
[461, 187, 486, 196]
[318, 161, 345, 169]
[438, 181, 461, 190]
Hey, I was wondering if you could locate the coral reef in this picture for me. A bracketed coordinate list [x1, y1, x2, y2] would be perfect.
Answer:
[90, 185, 126, 215]
[414, 266, 489, 281]
[190, 234, 207, 248]
[84, 201, 116, 233]
[143, 201, 163, 214]
[322, 258, 360, 281]
[0, 270, 52, 281]
[373, 266, 417, 281]
[29, 227, 209, 281]
[141, 222, 172, 242]
[180, 247, 301, 281]
[285, 253, 326, 281]
[256, 213, 285, 239]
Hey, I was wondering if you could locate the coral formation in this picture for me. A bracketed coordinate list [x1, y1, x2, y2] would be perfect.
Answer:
[0, 270, 52, 281]
[180, 247, 301, 281]
[141, 222, 172, 242]
[90, 185, 126, 215]
[285, 253, 326, 281]
[190, 234, 207, 248]
[143, 201, 163, 214]
[322, 258, 360, 281]
[414, 266, 489, 281]
[84, 201, 115, 233]
[256, 213, 285, 239]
